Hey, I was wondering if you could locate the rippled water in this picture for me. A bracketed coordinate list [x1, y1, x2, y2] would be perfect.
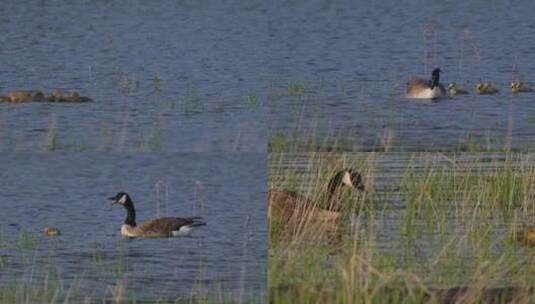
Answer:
[0, 1, 267, 152]
[268, 153, 535, 265]
[267, 0, 535, 152]
[0, 153, 266, 301]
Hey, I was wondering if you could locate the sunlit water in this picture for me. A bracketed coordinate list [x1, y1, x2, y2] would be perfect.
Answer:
[267, 0, 535, 152]
[0, 1, 268, 152]
[0, 153, 267, 301]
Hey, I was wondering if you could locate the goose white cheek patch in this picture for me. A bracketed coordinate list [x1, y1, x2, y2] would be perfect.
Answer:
[119, 194, 127, 204]
[342, 171, 353, 186]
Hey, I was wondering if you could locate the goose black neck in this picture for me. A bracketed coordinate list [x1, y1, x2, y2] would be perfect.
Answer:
[123, 199, 136, 227]
[431, 70, 440, 89]
[326, 171, 346, 210]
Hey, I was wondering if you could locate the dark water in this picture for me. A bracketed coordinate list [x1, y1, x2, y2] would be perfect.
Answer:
[0, 153, 267, 301]
[0, 1, 268, 152]
[267, 0, 535, 152]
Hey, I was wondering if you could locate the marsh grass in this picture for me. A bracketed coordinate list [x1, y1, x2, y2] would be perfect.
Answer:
[0, 229, 263, 304]
[269, 153, 535, 303]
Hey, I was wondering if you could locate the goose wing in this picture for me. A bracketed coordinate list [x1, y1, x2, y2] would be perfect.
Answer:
[268, 188, 340, 222]
[137, 217, 205, 236]
[406, 79, 431, 95]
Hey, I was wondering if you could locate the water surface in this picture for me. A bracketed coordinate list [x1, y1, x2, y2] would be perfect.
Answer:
[267, 0, 535, 151]
[0, 153, 267, 301]
[0, 1, 268, 152]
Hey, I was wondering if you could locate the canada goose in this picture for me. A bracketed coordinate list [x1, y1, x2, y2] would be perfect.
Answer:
[3, 90, 33, 102]
[406, 68, 446, 99]
[268, 169, 366, 223]
[448, 82, 469, 96]
[517, 226, 535, 246]
[476, 82, 499, 95]
[511, 80, 533, 93]
[109, 192, 206, 238]
[43, 226, 61, 236]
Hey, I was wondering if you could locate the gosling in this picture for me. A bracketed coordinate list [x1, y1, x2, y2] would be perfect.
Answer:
[43, 226, 61, 236]
[2, 90, 33, 102]
[476, 82, 499, 95]
[511, 80, 533, 93]
[448, 82, 469, 96]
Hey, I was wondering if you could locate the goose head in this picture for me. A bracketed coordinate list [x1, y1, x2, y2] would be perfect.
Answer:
[327, 168, 365, 195]
[109, 191, 131, 205]
[109, 191, 136, 226]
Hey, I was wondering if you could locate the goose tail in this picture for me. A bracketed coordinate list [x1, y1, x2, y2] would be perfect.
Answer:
[189, 217, 207, 227]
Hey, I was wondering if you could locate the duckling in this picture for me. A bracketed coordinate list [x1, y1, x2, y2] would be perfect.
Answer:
[43, 226, 61, 236]
[47, 89, 64, 102]
[33, 90, 46, 102]
[6, 90, 33, 102]
[447, 82, 469, 96]
[476, 82, 499, 95]
[64, 90, 92, 102]
[109, 192, 206, 238]
[406, 68, 446, 99]
[511, 80, 533, 93]
[268, 168, 366, 224]
[517, 226, 535, 246]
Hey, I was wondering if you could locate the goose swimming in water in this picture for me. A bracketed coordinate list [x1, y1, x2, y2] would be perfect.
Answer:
[268, 168, 366, 224]
[476, 82, 499, 95]
[406, 68, 446, 99]
[511, 80, 533, 93]
[109, 192, 206, 238]
[448, 82, 469, 96]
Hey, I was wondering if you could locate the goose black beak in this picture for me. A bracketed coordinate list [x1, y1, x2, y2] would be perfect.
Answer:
[108, 196, 118, 203]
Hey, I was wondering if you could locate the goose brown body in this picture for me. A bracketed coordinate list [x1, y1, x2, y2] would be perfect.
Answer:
[121, 217, 204, 238]
[268, 189, 340, 223]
